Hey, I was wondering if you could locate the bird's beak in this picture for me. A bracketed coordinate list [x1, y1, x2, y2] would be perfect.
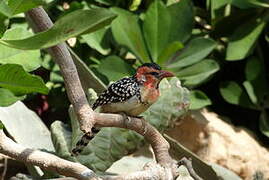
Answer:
[159, 70, 174, 79]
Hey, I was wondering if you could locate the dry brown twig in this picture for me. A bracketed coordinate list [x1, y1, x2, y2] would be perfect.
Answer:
[0, 6, 203, 180]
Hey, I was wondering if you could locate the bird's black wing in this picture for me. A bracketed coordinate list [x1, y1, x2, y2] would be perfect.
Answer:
[92, 77, 140, 110]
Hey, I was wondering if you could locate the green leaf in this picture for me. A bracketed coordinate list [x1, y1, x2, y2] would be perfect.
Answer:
[98, 55, 135, 82]
[82, 28, 111, 55]
[129, 0, 142, 11]
[190, 90, 212, 109]
[210, 0, 231, 20]
[0, 101, 55, 151]
[219, 81, 255, 109]
[143, 0, 171, 61]
[0, 64, 49, 95]
[0, 27, 41, 71]
[168, 37, 217, 69]
[259, 110, 269, 138]
[144, 77, 190, 130]
[157, 41, 184, 65]
[68, 47, 106, 94]
[226, 18, 266, 60]
[0, 9, 117, 50]
[243, 81, 258, 105]
[0, 88, 24, 107]
[168, 0, 194, 43]
[111, 8, 150, 62]
[176, 59, 219, 87]
[232, 0, 269, 8]
[7, 0, 44, 15]
[0, 0, 12, 17]
[50, 121, 75, 161]
[244, 57, 269, 104]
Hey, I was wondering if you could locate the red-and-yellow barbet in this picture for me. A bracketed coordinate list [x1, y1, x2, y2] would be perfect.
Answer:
[72, 63, 174, 156]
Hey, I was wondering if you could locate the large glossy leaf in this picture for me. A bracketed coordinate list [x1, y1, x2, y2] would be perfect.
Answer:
[0, 9, 116, 50]
[190, 90, 212, 109]
[144, 77, 190, 131]
[82, 28, 111, 55]
[168, 37, 216, 69]
[0, 88, 24, 107]
[219, 81, 255, 109]
[111, 8, 150, 62]
[226, 18, 266, 60]
[0, 64, 49, 95]
[176, 59, 219, 87]
[0, 101, 54, 151]
[143, 0, 171, 61]
[7, 0, 44, 15]
[0, 27, 41, 71]
[167, 0, 194, 43]
[98, 55, 135, 82]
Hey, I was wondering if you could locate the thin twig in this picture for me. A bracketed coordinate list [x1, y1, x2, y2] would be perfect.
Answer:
[178, 157, 203, 180]
[1, 157, 8, 180]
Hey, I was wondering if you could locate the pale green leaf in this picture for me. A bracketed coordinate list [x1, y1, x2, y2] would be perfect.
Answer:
[0, 27, 41, 71]
[0, 101, 54, 151]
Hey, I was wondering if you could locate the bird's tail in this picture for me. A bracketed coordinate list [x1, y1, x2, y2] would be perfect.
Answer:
[71, 127, 100, 156]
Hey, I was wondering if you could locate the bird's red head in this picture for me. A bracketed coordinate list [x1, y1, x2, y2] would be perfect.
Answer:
[135, 63, 174, 88]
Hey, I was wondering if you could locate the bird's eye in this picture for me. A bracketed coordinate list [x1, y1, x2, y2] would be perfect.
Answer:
[148, 72, 159, 76]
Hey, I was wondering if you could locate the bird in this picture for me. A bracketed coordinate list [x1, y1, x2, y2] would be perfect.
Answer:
[71, 63, 174, 156]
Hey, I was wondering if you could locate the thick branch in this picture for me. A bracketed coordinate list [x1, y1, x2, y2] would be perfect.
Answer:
[0, 130, 174, 180]
[95, 113, 174, 168]
[25, 7, 94, 133]
[0, 131, 97, 180]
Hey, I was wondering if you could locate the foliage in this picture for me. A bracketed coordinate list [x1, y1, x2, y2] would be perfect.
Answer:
[0, 0, 269, 179]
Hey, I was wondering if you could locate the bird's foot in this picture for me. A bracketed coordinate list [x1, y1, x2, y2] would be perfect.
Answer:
[133, 116, 147, 136]
[120, 112, 132, 128]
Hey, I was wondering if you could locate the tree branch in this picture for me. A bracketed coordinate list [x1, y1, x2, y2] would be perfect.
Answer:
[0, 130, 97, 180]
[25, 7, 94, 133]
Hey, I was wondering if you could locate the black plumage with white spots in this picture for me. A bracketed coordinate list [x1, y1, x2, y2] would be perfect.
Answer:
[92, 77, 141, 110]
